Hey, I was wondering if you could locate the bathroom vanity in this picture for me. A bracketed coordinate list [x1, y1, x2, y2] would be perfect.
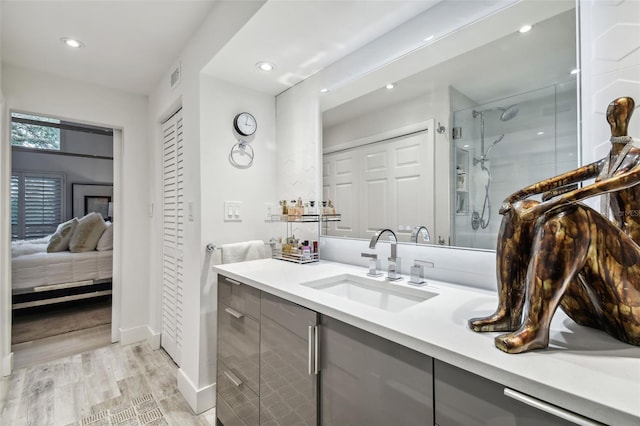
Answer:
[214, 259, 640, 426]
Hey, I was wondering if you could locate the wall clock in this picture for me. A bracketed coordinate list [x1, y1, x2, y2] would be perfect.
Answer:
[233, 112, 257, 137]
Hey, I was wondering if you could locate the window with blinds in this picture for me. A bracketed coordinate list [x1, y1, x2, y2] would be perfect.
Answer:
[11, 171, 65, 240]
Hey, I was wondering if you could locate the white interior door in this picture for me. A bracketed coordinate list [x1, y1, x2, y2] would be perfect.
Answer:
[161, 109, 184, 364]
[323, 126, 435, 242]
[323, 151, 359, 238]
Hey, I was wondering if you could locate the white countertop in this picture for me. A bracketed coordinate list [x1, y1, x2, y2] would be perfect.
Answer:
[213, 258, 640, 425]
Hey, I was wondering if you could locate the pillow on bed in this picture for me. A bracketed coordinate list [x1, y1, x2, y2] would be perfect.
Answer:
[69, 213, 107, 252]
[47, 218, 79, 253]
[96, 222, 113, 251]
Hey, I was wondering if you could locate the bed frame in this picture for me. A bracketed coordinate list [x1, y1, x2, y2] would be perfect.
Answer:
[12, 278, 112, 310]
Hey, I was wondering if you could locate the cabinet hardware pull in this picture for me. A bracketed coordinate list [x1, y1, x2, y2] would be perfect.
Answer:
[225, 277, 241, 286]
[308, 325, 314, 375]
[314, 325, 320, 374]
[224, 369, 243, 387]
[225, 307, 244, 319]
[503, 388, 599, 426]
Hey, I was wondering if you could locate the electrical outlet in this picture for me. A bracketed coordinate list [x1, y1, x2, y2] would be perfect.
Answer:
[264, 203, 274, 221]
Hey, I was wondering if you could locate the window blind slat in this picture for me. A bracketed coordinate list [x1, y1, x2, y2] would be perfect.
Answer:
[11, 172, 64, 240]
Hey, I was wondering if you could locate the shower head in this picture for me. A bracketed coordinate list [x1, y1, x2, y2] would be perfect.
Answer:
[472, 104, 519, 121]
[499, 104, 519, 121]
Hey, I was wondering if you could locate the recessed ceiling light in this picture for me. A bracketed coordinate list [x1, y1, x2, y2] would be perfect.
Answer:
[256, 61, 274, 72]
[570, 68, 580, 75]
[424, 35, 435, 42]
[518, 25, 533, 33]
[61, 37, 84, 48]
[463, 144, 470, 148]
[386, 83, 395, 90]
[320, 88, 329, 93]
[537, 131, 545, 135]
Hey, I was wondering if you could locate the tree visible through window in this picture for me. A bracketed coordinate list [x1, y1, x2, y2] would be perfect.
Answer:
[11, 112, 61, 150]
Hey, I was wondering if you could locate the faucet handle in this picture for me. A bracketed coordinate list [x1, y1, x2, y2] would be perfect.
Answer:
[361, 252, 383, 277]
[386, 257, 402, 281]
[408, 259, 434, 286]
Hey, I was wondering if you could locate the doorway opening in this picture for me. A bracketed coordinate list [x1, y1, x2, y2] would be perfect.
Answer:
[8, 112, 116, 367]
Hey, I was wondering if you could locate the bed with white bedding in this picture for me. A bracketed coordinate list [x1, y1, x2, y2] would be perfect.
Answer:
[11, 215, 114, 309]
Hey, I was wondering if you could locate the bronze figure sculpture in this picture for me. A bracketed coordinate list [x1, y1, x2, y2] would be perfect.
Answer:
[469, 96, 640, 354]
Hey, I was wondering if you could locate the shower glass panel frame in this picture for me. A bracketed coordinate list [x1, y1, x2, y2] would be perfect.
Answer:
[451, 80, 578, 250]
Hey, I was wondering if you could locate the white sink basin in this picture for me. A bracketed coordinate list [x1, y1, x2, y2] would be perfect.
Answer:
[302, 274, 436, 313]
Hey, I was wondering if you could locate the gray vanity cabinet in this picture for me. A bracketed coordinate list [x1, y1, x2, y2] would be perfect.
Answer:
[217, 275, 319, 426]
[320, 316, 434, 426]
[259, 292, 319, 425]
[434, 359, 575, 426]
[217, 275, 261, 426]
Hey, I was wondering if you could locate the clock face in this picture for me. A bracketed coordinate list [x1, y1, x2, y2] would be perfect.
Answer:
[234, 112, 257, 136]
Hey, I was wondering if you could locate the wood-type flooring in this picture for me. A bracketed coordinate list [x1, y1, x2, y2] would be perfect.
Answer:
[1, 337, 216, 425]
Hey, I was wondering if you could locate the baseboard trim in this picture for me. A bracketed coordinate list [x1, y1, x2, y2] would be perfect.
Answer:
[2, 352, 13, 376]
[119, 325, 151, 346]
[146, 326, 161, 350]
[177, 368, 216, 414]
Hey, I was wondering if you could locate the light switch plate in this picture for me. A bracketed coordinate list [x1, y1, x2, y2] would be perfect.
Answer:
[224, 201, 242, 221]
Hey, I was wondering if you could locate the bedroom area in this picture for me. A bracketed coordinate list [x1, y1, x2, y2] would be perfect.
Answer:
[9, 112, 114, 367]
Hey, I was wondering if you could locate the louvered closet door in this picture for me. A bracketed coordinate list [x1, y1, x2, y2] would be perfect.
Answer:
[161, 109, 184, 364]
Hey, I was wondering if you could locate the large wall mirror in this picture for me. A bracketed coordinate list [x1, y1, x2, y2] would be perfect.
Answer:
[321, 0, 579, 251]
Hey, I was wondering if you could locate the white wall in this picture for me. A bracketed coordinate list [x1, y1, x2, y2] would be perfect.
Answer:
[198, 73, 276, 395]
[1, 63, 149, 356]
[12, 149, 113, 221]
[579, 0, 640, 164]
[147, 0, 266, 414]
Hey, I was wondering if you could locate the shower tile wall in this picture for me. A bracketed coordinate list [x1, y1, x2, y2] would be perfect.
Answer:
[453, 81, 578, 249]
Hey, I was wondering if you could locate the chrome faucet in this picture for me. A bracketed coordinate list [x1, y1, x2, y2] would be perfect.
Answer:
[369, 228, 402, 281]
[411, 225, 431, 244]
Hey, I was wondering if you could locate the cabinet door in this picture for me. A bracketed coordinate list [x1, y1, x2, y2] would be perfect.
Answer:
[218, 302, 260, 395]
[321, 316, 433, 426]
[434, 359, 576, 426]
[260, 292, 318, 426]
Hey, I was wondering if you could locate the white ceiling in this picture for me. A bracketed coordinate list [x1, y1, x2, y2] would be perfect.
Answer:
[1, 0, 443, 96]
[323, 6, 577, 127]
[201, 0, 440, 95]
[1, 0, 220, 95]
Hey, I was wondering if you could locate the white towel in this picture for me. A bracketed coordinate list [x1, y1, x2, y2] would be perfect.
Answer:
[221, 240, 269, 264]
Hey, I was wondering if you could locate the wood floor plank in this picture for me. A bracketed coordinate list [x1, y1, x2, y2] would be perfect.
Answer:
[3, 337, 216, 425]
[0, 368, 26, 425]
[54, 381, 88, 425]
[12, 324, 111, 369]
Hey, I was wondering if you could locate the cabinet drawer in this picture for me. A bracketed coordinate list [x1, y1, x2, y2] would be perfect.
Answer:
[261, 291, 318, 340]
[218, 303, 260, 395]
[218, 274, 261, 320]
[217, 361, 259, 426]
